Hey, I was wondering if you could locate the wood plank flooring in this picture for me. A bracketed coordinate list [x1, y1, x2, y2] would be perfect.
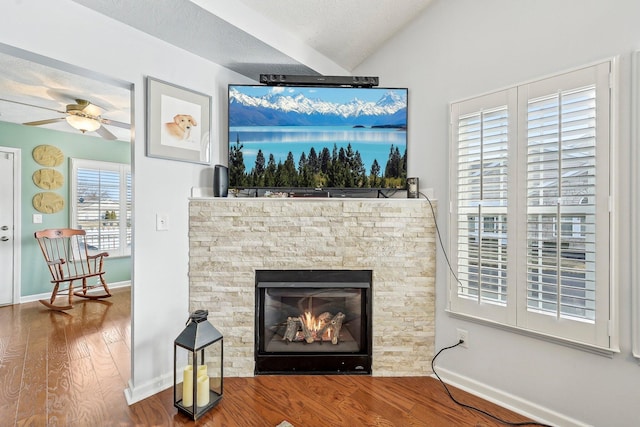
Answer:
[0, 288, 536, 426]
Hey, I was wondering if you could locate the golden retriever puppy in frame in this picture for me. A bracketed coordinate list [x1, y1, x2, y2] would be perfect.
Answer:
[165, 114, 197, 141]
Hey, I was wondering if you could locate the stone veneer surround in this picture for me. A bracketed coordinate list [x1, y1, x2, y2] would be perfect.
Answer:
[189, 198, 436, 377]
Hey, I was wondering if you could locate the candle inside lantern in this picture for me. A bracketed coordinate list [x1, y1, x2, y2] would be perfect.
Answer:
[182, 365, 194, 407]
[197, 364, 207, 377]
[197, 374, 210, 407]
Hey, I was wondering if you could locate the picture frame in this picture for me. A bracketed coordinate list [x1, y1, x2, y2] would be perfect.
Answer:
[632, 50, 640, 360]
[145, 77, 211, 164]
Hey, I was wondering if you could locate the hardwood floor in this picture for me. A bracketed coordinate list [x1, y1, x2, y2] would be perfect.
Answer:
[0, 288, 536, 426]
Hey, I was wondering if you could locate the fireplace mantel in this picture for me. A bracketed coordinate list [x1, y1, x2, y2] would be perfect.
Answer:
[189, 198, 436, 377]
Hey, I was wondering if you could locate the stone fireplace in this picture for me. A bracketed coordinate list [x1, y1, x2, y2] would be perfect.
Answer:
[189, 198, 436, 377]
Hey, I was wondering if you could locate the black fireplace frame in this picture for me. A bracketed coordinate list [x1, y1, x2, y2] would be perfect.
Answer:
[255, 269, 372, 375]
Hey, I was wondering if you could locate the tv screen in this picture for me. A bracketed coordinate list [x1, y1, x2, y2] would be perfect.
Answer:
[228, 84, 407, 191]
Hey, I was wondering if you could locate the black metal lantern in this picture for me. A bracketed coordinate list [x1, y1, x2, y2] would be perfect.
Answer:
[174, 310, 223, 420]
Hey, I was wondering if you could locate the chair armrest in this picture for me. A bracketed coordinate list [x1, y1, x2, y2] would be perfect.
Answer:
[86, 252, 109, 274]
[87, 252, 109, 260]
[46, 258, 67, 281]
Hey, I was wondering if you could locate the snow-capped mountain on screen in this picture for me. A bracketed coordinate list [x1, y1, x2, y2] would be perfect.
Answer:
[229, 86, 407, 127]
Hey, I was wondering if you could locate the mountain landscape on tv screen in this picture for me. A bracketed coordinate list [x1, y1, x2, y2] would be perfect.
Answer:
[228, 86, 408, 190]
[229, 86, 407, 128]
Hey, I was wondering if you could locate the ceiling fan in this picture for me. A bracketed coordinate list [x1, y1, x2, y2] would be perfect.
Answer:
[2, 97, 130, 140]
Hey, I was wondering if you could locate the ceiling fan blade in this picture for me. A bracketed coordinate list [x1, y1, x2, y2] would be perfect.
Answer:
[100, 118, 130, 129]
[0, 97, 66, 114]
[95, 125, 117, 140]
[24, 117, 65, 126]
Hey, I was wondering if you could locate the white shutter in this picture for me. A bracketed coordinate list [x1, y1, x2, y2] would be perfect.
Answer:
[517, 62, 611, 347]
[525, 86, 597, 320]
[457, 107, 509, 303]
[450, 89, 517, 323]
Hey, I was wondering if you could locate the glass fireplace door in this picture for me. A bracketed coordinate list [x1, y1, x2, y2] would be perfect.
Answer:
[255, 270, 372, 374]
[262, 286, 364, 353]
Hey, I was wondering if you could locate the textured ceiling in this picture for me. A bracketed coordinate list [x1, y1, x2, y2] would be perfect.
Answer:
[71, 0, 319, 79]
[233, 0, 434, 71]
[71, 0, 434, 78]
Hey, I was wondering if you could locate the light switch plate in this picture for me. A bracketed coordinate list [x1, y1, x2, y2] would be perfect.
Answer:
[33, 213, 43, 224]
[156, 214, 169, 231]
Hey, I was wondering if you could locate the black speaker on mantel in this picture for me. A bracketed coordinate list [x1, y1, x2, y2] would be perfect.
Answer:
[213, 165, 228, 197]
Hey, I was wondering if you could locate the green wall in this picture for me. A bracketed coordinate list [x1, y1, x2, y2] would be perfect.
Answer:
[0, 121, 131, 298]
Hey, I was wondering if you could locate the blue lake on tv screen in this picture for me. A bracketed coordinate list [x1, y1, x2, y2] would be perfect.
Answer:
[231, 126, 407, 173]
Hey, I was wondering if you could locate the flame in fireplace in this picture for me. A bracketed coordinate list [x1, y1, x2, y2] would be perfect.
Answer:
[301, 311, 331, 340]
[282, 309, 345, 344]
[303, 311, 317, 330]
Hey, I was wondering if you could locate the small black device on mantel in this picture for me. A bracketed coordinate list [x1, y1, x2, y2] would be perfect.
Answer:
[407, 177, 419, 198]
[213, 165, 228, 197]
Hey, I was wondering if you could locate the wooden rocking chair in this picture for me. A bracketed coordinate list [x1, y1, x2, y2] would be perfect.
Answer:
[35, 228, 112, 310]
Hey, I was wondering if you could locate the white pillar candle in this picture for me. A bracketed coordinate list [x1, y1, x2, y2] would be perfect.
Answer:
[197, 374, 210, 407]
[182, 365, 194, 407]
[197, 364, 207, 377]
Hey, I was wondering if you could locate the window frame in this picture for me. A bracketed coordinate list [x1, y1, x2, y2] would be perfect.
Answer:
[69, 158, 131, 258]
[448, 60, 617, 353]
[633, 50, 640, 360]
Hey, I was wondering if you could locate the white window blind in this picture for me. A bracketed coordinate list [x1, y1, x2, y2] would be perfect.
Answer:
[456, 106, 509, 306]
[70, 158, 131, 257]
[525, 86, 597, 322]
[450, 62, 612, 348]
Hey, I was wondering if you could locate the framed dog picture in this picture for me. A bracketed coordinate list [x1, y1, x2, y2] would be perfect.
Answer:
[145, 77, 211, 164]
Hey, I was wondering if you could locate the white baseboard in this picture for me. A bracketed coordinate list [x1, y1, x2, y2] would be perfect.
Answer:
[124, 373, 173, 405]
[432, 367, 592, 427]
[20, 280, 131, 304]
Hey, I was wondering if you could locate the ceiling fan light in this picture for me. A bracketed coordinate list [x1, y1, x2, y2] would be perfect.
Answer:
[66, 115, 101, 133]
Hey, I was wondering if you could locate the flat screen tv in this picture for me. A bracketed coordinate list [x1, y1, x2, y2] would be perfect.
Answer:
[228, 84, 407, 193]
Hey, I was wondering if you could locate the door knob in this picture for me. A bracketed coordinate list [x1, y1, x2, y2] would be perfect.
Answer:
[1, 236, 9, 241]
[0, 225, 8, 231]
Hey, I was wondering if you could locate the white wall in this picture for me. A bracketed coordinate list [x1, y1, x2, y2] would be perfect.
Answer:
[0, 0, 253, 403]
[355, 0, 640, 426]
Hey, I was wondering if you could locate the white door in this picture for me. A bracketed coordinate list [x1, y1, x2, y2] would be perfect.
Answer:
[0, 148, 18, 305]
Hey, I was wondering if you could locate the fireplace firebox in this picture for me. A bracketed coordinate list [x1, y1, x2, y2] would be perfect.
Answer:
[255, 270, 372, 375]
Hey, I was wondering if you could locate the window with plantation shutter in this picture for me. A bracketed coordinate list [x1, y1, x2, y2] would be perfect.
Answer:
[70, 158, 131, 258]
[449, 62, 613, 349]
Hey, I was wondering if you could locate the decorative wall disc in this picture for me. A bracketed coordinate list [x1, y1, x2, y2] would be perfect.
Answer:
[32, 192, 65, 214]
[32, 145, 64, 167]
[33, 168, 64, 190]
